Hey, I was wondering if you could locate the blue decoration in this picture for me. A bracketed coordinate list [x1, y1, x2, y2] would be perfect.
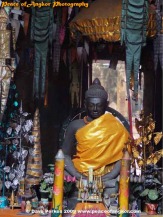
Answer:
[13, 101, 19, 107]
[10, 114, 13, 118]
[0, 196, 8, 208]
[12, 84, 16, 89]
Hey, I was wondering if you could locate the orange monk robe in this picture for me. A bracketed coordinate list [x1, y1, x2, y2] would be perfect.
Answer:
[72, 113, 130, 176]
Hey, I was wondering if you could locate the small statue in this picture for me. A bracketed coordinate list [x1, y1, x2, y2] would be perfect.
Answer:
[25, 200, 32, 213]
[69, 61, 80, 107]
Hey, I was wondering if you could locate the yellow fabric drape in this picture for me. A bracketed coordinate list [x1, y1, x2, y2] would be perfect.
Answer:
[73, 113, 130, 175]
[70, 14, 156, 42]
[69, 0, 156, 42]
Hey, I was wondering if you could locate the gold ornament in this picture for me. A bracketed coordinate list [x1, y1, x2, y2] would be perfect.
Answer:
[147, 122, 155, 133]
[154, 132, 163, 145]
[134, 137, 142, 146]
[0, 66, 12, 119]
[0, 8, 16, 120]
[147, 150, 163, 165]
[25, 109, 43, 186]
[131, 111, 162, 170]
[148, 133, 153, 141]
[132, 147, 139, 159]
[142, 136, 148, 143]
[137, 159, 144, 167]
[0, 8, 10, 58]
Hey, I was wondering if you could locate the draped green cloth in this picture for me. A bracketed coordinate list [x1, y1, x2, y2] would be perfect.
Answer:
[31, 0, 53, 99]
[121, 0, 149, 99]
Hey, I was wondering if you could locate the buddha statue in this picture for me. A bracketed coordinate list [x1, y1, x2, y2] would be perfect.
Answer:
[62, 78, 130, 208]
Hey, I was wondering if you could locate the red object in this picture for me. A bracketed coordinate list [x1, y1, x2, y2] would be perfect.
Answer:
[21, 200, 26, 212]
[146, 203, 158, 215]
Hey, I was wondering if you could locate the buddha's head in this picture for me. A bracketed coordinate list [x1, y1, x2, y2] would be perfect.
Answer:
[85, 78, 108, 119]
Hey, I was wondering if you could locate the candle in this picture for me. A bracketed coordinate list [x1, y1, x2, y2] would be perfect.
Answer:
[99, 176, 102, 187]
[10, 190, 15, 210]
[88, 167, 93, 183]
[118, 148, 131, 217]
[52, 149, 64, 217]
[79, 176, 83, 188]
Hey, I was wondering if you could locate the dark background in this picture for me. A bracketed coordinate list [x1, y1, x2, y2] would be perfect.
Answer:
[12, 10, 162, 171]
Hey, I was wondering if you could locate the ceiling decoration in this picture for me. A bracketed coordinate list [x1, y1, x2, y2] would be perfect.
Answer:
[70, 0, 156, 42]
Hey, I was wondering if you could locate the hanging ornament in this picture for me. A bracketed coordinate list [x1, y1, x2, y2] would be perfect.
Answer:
[53, 9, 61, 76]
[0, 8, 16, 121]
[31, 0, 53, 99]
[9, 172, 15, 181]
[121, 0, 149, 102]
[5, 180, 11, 189]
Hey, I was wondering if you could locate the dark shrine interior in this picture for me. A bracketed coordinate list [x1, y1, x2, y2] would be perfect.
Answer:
[0, 1, 163, 216]
[1, 0, 162, 171]
[14, 39, 162, 171]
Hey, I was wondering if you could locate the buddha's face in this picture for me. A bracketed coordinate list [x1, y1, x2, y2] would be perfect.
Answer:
[85, 97, 108, 119]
